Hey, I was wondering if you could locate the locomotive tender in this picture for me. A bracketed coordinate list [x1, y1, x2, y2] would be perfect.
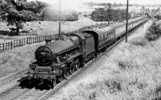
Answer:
[19, 17, 147, 88]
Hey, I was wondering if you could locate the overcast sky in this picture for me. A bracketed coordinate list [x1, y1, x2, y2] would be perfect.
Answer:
[87, 0, 161, 5]
[29, 0, 161, 11]
[33, 0, 161, 5]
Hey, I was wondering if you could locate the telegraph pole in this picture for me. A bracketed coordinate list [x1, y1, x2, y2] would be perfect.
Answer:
[125, 0, 129, 42]
[58, 0, 62, 37]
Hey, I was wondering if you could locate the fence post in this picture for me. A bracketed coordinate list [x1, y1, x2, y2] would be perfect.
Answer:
[16, 40, 18, 47]
[0, 44, 1, 51]
[7, 42, 9, 50]
[10, 42, 12, 49]
[31, 37, 33, 44]
[23, 39, 25, 46]
[35, 37, 37, 43]
[38, 36, 40, 42]
[30, 37, 32, 44]
[20, 39, 22, 46]
[43, 36, 45, 41]
[0, 44, 3, 51]
[21, 39, 23, 46]
[32, 37, 34, 44]
[19, 39, 22, 46]
[34, 37, 36, 43]
[35, 37, 36, 43]
[25, 38, 27, 45]
[13, 40, 15, 47]
[2, 43, 4, 51]
[5, 42, 8, 50]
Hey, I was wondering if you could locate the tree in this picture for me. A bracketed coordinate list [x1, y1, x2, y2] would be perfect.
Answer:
[0, 0, 47, 35]
[91, 8, 130, 22]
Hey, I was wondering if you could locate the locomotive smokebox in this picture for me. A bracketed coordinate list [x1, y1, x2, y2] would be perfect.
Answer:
[35, 46, 54, 66]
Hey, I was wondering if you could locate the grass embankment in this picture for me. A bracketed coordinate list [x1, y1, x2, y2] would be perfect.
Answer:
[48, 20, 161, 100]
[0, 43, 44, 78]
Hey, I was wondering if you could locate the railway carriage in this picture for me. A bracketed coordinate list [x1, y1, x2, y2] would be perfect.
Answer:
[19, 16, 147, 88]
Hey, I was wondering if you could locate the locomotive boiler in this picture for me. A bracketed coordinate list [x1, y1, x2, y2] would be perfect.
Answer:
[19, 17, 147, 88]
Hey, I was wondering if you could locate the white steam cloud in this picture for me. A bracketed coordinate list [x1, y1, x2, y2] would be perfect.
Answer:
[29, 0, 89, 12]
[28, 0, 91, 21]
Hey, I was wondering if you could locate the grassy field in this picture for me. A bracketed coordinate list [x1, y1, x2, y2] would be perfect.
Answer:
[21, 17, 97, 35]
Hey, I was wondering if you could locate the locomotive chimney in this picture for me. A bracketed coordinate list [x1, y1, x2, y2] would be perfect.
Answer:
[45, 39, 51, 44]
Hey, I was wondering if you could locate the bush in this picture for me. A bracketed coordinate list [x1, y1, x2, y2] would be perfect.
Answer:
[118, 61, 132, 70]
[104, 79, 122, 93]
[129, 37, 148, 46]
[145, 23, 161, 41]
[150, 86, 161, 100]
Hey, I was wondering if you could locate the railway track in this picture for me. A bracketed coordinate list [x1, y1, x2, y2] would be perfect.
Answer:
[0, 70, 28, 94]
[12, 89, 47, 100]
[0, 85, 29, 100]
[0, 19, 148, 100]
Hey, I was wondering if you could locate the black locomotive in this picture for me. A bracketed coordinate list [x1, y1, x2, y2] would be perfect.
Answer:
[19, 17, 147, 89]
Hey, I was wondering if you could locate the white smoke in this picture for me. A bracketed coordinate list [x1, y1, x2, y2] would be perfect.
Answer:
[28, 0, 91, 21]
[28, 0, 89, 12]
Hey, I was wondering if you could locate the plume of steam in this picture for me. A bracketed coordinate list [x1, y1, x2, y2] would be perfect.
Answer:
[37, 0, 90, 21]
[41, 6, 79, 21]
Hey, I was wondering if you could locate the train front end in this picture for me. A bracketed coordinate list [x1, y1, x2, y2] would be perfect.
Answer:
[19, 41, 66, 89]
[28, 45, 63, 80]
[19, 35, 80, 89]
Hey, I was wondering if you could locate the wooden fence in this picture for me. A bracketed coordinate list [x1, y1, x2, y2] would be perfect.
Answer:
[0, 34, 59, 52]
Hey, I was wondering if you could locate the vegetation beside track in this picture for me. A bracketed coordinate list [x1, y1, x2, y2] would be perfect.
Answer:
[145, 21, 161, 41]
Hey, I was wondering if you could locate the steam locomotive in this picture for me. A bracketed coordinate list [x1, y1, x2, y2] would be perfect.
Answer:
[19, 17, 147, 89]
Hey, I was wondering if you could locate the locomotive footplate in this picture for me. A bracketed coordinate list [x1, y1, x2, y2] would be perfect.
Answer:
[28, 65, 57, 80]
[29, 72, 56, 80]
